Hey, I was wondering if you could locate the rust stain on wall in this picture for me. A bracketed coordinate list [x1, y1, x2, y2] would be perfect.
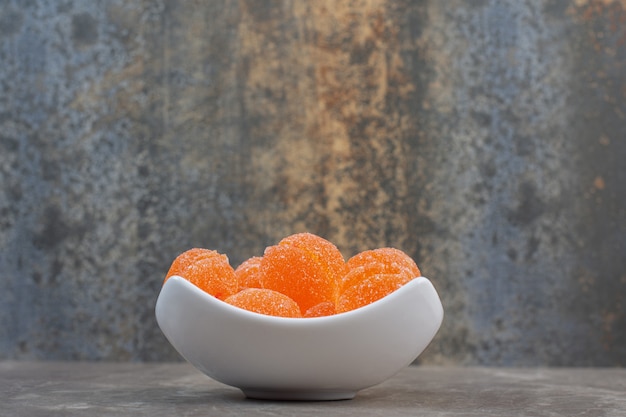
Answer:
[571, 0, 626, 49]
[238, 0, 418, 254]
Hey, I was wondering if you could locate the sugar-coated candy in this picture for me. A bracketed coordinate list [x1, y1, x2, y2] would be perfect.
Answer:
[346, 247, 420, 277]
[342, 248, 420, 294]
[279, 233, 347, 290]
[234, 256, 263, 291]
[163, 235, 422, 318]
[164, 248, 219, 283]
[336, 273, 414, 313]
[225, 288, 302, 318]
[261, 244, 336, 314]
[303, 301, 336, 318]
[341, 265, 414, 296]
[261, 233, 345, 314]
[166, 249, 237, 300]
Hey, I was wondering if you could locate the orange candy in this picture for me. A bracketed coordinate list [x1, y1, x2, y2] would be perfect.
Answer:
[165, 248, 237, 301]
[304, 301, 336, 318]
[224, 288, 302, 318]
[234, 256, 263, 291]
[341, 265, 414, 296]
[280, 233, 347, 289]
[336, 273, 414, 313]
[346, 247, 420, 277]
[342, 248, 420, 294]
[163, 235, 421, 317]
[260, 233, 345, 314]
[164, 248, 219, 283]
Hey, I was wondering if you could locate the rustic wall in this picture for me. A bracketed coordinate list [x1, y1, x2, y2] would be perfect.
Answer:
[1, 0, 625, 365]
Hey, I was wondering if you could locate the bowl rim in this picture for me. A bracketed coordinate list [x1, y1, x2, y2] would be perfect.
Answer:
[162, 274, 431, 325]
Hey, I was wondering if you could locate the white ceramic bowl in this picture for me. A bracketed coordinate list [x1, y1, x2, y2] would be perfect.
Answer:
[155, 275, 443, 400]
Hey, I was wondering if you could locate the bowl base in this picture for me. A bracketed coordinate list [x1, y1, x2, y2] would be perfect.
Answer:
[241, 389, 357, 401]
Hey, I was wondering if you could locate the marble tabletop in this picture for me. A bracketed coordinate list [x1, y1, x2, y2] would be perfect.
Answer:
[2, 361, 625, 416]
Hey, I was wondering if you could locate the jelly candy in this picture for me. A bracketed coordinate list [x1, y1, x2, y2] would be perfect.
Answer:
[261, 244, 335, 314]
[225, 288, 302, 318]
[303, 301, 336, 318]
[342, 248, 420, 294]
[164, 236, 422, 318]
[234, 256, 263, 291]
[260, 233, 345, 314]
[341, 265, 414, 296]
[166, 249, 237, 300]
[280, 233, 347, 290]
[164, 248, 219, 283]
[336, 273, 414, 313]
[346, 248, 420, 278]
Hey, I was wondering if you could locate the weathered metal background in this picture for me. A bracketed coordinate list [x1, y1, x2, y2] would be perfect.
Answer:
[1, 0, 624, 365]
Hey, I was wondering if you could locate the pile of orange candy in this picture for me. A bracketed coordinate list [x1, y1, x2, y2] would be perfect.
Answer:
[163, 233, 421, 318]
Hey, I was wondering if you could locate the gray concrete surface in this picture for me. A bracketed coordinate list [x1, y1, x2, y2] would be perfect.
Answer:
[0, 1, 625, 364]
[2, 362, 626, 416]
